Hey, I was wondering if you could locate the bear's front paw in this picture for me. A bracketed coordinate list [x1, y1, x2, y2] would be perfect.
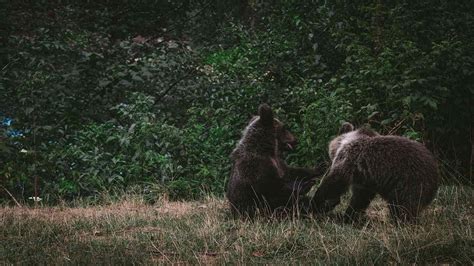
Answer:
[323, 198, 340, 211]
[310, 197, 340, 213]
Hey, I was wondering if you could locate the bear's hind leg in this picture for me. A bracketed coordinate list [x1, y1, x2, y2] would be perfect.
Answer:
[387, 200, 419, 224]
[344, 185, 376, 221]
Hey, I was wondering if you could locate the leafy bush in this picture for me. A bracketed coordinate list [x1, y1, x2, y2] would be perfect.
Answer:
[1, 1, 472, 202]
[44, 93, 238, 200]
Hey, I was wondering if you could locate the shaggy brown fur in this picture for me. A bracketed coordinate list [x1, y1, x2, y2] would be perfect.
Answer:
[226, 104, 323, 217]
[312, 123, 439, 222]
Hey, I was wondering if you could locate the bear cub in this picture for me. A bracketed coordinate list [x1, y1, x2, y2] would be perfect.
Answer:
[312, 122, 439, 222]
[226, 104, 321, 217]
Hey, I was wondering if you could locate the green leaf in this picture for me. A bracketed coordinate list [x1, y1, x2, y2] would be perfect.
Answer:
[381, 118, 392, 125]
[426, 99, 438, 110]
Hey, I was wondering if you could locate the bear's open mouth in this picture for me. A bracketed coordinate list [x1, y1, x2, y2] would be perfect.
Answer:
[279, 139, 296, 151]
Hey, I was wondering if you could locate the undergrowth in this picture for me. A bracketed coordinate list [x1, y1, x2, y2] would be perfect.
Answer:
[1, 185, 472, 264]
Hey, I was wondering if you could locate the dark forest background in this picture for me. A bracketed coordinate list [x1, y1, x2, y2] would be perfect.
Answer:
[1, 0, 472, 203]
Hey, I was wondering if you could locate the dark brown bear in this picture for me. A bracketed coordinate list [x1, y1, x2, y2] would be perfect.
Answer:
[226, 104, 322, 217]
[312, 122, 439, 223]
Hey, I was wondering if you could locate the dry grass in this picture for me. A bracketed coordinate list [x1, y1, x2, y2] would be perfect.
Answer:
[1, 185, 473, 264]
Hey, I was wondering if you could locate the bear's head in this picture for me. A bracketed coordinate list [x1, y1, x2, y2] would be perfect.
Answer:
[257, 104, 297, 151]
[235, 104, 297, 156]
[328, 122, 378, 161]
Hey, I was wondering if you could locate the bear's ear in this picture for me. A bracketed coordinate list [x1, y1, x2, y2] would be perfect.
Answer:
[258, 103, 274, 126]
[339, 122, 354, 134]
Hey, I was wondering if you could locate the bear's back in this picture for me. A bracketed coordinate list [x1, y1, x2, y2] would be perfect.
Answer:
[362, 136, 436, 170]
[358, 136, 439, 201]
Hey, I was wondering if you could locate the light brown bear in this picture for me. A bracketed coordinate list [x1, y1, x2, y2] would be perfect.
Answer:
[312, 122, 439, 222]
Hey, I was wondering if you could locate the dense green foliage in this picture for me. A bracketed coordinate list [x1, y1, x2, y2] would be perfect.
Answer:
[1, 1, 472, 202]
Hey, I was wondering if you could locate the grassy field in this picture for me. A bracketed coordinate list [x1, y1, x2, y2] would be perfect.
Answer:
[1, 185, 473, 265]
